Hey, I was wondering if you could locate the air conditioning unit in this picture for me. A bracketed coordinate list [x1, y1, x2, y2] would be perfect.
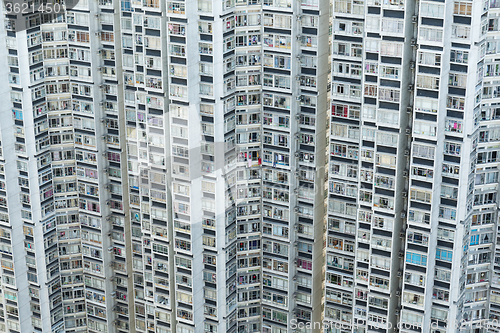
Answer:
[296, 35, 302, 40]
[110, 291, 116, 297]
[296, 96, 302, 101]
[401, 212, 406, 218]
[400, 231, 406, 237]
[397, 270, 403, 277]
[108, 247, 114, 252]
[396, 289, 401, 296]
[410, 38, 417, 46]
[295, 114, 301, 120]
[295, 75, 301, 81]
[404, 149, 410, 156]
[408, 84, 414, 91]
[412, 15, 418, 23]
[398, 251, 404, 258]
[410, 61, 415, 69]
[402, 170, 409, 177]
[294, 152, 300, 157]
[406, 106, 412, 113]
[402, 191, 407, 197]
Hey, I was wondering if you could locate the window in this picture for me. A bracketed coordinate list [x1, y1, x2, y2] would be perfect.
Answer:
[406, 252, 427, 266]
[440, 185, 458, 199]
[439, 206, 457, 221]
[419, 27, 443, 42]
[450, 49, 468, 64]
[412, 144, 435, 160]
[364, 84, 377, 97]
[430, 308, 448, 321]
[418, 51, 441, 66]
[380, 41, 402, 57]
[435, 268, 451, 282]
[369, 276, 389, 289]
[437, 228, 455, 242]
[410, 189, 432, 203]
[378, 87, 400, 102]
[404, 272, 425, 287]
[403, 292, 424, 306]
[198, 42, 213, 54]
[452, 24, 470, 39]
[381, 18, 404, 34]
[401, 311, 423, 325]
[407, 231, 429, 245]
[449, 72, 467, 87]
[444, 141, 461, 156]
[202, 236, 216, 248]
[194, 0, 213, 11]
[413, 121, 437, 137]
[445, 118, 463, 133]
[412, 166, 433, 179]
[416, 74, 439, 89]
[454, 1, 471, 15]
[168, 1, 186, 13]
[421, 2, 445, 18]
[435, 248, 453, 261]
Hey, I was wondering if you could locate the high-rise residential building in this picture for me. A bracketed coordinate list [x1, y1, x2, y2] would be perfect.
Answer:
[0, 0, 329, 332]
[327, 0, 411, 330]
[328, 1, 500, 333]
[1, 0, 500, 332]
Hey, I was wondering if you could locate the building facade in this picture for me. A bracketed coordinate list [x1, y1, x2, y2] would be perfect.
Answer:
[1, 0, 500, 332]
[0, 0, 329, 332]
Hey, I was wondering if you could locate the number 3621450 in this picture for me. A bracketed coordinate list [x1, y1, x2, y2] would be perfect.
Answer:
[5, 2, 63, 14]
